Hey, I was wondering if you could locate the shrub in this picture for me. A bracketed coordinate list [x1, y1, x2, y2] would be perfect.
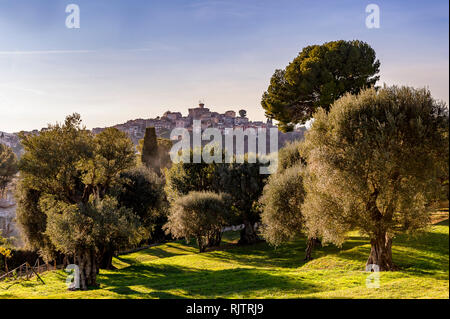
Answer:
[164, 191, 231, 252]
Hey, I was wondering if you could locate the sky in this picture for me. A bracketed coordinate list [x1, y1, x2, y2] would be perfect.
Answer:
[0, 0, 448, 132]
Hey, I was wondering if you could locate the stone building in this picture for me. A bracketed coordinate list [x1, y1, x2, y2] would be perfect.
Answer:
[188, 102, 211, 119]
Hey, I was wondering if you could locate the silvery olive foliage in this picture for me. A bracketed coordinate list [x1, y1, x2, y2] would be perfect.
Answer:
[259, 164, 306, 246]
[164, 191, 231, 252]
[300, 86, 448, 269]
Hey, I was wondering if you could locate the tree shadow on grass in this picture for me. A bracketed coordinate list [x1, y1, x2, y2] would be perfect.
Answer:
[435, 218, 449, 226]
[105, 284, 188, 299]
[205, 241, 306, 269]
[115, 241, 198, 266]
[205, 236, 369, 270]
[99, 263, 320, 298]
[391, 230, 449, 273]
[106, 222, 448, 299]
[134, 247, 188, 260]
[394, 228, 449, 254]
[320, 229, 449, 274]
[164, 241, 199, 252]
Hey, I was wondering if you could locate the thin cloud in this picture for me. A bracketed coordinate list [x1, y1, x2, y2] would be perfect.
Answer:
[0, 47, 172, 56]
[0, 49, 96, 55]
[0, 83, 47, 96]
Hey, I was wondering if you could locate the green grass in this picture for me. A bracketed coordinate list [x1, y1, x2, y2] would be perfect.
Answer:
[0, 219, 448, 299]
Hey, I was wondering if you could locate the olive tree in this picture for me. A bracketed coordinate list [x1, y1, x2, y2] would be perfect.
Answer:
[301, 86, 449, 271]
[217, 157, 267, 245]
[41, 195, 142, 289]
[164, 149, 225, 246]
[117, 166, 168, 245]
[165, 150, 268, 246]
[17, 114, 144, 289]
[15, 181, 58, 261]
[260, 165, 305, 244]
[164, 191, 230, 253]
[275, 140, 304, 174]
[165, 149, 219, 199]
[259, 141, 319, 260]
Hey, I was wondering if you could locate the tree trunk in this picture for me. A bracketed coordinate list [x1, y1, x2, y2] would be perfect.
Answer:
[206, 229, 222, 248]
[238, 221, 259, 245]
[76, 250, 98, 290]
[63, 255, 68, 268]
[366, 232, 394, 271]
[197, 237, 207, 253]
[99, 249, 116, 270]
[304, 237, 321, 261]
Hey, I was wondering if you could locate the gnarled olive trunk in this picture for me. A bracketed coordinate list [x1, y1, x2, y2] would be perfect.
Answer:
[304, 237, 321, 261]
[366, 232, 394, 271]
[238, 221, 259, 245]
[75, 249, 98, 290]
[197, 236, 207, 253]
[197, 228, 223, 253]
[365, 189, 395, 271]
[99, 249, 116, 270]
[206, 229, 222, 248]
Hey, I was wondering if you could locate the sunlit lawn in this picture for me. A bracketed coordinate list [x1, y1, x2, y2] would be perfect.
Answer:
[1, 212, 448, 299]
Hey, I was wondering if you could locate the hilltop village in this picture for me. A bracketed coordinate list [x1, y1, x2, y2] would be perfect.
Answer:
[0, 103, 305, 246]
[91, 102, 305, 146]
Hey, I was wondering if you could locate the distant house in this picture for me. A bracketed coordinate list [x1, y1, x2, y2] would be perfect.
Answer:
[188, 102, 211, 119]
[224, 110, 236, 118]
[235, 117, 249, 125]
[163, 111, 182, 122]
[176, 118, 190, 128]
[223, 117, 235, 127]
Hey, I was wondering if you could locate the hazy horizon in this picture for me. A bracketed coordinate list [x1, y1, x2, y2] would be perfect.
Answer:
[1, 0, 448, 133]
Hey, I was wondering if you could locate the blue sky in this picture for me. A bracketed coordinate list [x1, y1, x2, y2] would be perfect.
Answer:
[0, 0, 448, 132]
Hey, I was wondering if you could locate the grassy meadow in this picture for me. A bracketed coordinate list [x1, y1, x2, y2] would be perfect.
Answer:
[0, 212, 448, 299]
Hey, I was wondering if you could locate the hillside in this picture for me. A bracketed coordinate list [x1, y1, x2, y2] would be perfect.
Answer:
[0, 214, 448, 299]
[0, 132, 22, 157]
